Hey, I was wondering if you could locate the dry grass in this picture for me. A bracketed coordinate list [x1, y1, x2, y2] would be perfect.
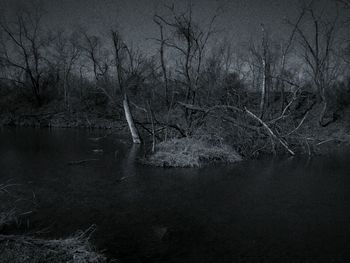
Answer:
[146, 137, 242, 168]
[0, 230, 107, 263]
[1, 183, 107, 263]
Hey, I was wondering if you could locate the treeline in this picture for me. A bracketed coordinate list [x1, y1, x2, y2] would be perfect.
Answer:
[1, 1, 350, 156]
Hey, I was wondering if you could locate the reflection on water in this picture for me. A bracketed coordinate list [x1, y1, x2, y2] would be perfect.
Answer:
[1, 127, 350, 262]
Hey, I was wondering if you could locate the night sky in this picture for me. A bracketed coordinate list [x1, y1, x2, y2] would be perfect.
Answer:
[0, 0, 339, 52]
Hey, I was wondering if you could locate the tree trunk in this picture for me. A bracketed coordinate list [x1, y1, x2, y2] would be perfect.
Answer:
[123, 94, 141, 144]
[260, 59, 267, 118]
[318, 87, 330, 127]
[63, 73, 69, 111]
[280, 82, 285, 113]
[32, 84, 42, 107]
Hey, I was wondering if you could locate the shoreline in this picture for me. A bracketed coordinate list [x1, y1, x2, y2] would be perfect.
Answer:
[1, 109, 350, 165]
[0, 111, 125, 130]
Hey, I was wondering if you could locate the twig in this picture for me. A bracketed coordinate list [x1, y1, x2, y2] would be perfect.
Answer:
[68, 159, 99, 165]
[269, 87, 301, 124]
[316, 139, 336, 146]
[286, 111, 309, 136]
[85, 114, 91, 128]
[131, 102, 148, 113]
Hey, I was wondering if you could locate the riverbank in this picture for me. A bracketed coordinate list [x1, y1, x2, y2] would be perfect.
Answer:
[0, 110, 124, 129]
[1, 98, 350, 167]
[0, 92, 125, 129]
[144, 104, 350, 167]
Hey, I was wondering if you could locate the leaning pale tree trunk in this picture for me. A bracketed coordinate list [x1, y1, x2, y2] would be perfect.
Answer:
[112, 30, 141, 144]
[123, 94, 141, 144]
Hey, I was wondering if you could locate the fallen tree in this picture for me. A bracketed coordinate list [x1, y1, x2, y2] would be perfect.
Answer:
[178, 102, 296, 156]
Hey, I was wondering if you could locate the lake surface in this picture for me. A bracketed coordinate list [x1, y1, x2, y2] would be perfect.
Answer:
[1, 127, 350, 262]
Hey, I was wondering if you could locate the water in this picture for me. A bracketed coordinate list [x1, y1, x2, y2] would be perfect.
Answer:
[1, 127, 350, 262]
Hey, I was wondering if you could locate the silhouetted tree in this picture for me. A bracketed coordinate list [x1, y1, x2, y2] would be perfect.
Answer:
[289, 1, 342, 126]
[154, 4, 217, 132]
[51, 30, 81, 110]
[0, 3, 51, 106]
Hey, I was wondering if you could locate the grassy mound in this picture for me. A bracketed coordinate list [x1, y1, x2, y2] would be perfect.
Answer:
[146, 137, 242, 168]
[0, 233, 106, 263]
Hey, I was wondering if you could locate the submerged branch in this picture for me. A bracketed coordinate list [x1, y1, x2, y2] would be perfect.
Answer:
[68, 159, 99, 165]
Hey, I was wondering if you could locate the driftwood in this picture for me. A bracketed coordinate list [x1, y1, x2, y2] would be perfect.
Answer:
[88, 132, 113, 142]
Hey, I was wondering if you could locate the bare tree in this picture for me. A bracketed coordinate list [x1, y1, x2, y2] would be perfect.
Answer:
[200, 39, 247, 107]
[153, 16, 169, 107]
[79, 31, 110, 84]
[0, 4, 50, 106]
[51, 30, 81, 110]
[154, 4, 217, 132]
[289, 1, 341, 126]
[273, 8, 307, 113]
[248, 26, 272, 119]
[259, 24, 272, 118]
[78, 30, 115, 107]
